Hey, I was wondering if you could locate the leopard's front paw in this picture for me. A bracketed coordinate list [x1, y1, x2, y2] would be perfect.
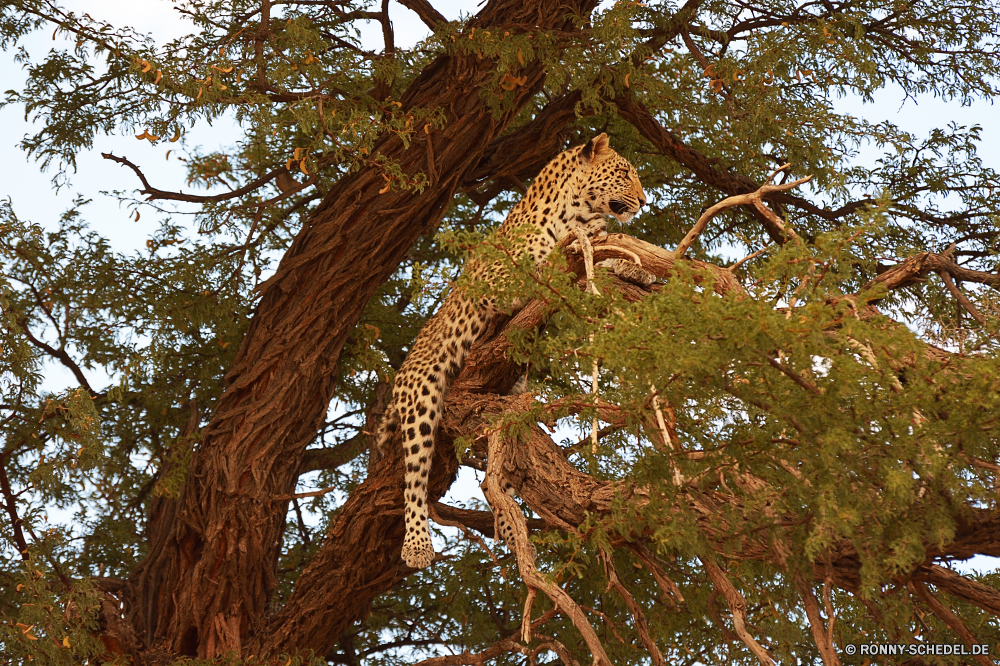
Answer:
[612, 258, 657, 287]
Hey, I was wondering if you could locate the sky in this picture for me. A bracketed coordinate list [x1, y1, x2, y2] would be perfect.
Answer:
[2, 0, 998, 574]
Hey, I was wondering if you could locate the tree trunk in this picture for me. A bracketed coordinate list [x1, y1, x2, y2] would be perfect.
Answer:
[125, 0, 598, 659]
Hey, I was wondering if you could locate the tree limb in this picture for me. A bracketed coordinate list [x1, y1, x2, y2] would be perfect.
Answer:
[396, 0, 448, 29]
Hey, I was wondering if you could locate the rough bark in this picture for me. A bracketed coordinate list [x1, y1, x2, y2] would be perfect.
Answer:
[126, 0, 598, 659]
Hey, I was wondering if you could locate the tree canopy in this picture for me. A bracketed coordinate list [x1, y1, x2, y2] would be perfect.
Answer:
[1, 0, 1000, 664]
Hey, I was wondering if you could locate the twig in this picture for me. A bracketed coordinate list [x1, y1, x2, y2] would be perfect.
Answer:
[675, 166, 810, 258]
[728, 244, 773, 272]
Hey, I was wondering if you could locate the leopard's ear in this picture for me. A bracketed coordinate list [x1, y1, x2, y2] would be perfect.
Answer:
[581, 133, 611, 164]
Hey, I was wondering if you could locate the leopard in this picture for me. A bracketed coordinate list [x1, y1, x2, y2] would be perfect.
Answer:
[375, 133, 648, 569]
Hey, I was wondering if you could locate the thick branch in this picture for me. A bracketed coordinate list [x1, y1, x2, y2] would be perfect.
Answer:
[910, 581, 994, 666]
[862, 251, 1000, 293]
[794, 576, 840, 666]
[485, 429, 611, 666]
[396, 0, 448, 29]
[916, 565, 1000, 618]
[702, 558, 775, 665]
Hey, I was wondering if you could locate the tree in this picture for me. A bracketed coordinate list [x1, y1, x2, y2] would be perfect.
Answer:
[1, 0, 999, 664]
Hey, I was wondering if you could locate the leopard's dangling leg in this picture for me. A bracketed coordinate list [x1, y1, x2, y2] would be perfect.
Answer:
[393, 294, 490, 569]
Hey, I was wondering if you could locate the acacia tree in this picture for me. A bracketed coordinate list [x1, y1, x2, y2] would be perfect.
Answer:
[2, 0, 1000, 664]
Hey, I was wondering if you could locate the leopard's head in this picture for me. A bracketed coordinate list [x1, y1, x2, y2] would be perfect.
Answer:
[577, 133, 647, 223]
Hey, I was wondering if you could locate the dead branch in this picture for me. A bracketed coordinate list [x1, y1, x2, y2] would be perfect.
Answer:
[674, 166, 810, 259]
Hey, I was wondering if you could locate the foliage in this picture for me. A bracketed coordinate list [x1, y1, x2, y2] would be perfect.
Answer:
[1, 0, 999, 664]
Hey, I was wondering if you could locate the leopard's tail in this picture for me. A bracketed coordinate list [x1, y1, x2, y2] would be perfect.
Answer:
[382, 294, 487, 569]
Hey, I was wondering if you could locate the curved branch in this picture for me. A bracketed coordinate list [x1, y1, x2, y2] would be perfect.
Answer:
[674, 165, 810, 257]
[862, 251, 1000, 294]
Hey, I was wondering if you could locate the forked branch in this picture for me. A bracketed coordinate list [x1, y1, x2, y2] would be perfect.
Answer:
[701, 558, 776, 665]
[674, 165, 811, 258]
[483, 429, 612, 666]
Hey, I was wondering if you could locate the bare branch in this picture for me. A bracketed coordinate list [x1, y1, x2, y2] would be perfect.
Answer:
[862, 251, 1000, 294]
[674, 167, 810, 258]
[102, 152, 308, 204]
[940, 270, 988, 325]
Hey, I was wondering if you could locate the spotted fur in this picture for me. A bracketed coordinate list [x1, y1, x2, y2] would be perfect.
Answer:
[376, 133, 647, 569]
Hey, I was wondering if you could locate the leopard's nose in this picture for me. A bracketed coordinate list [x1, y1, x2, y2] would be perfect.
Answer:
[638, 197, 646, 208]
